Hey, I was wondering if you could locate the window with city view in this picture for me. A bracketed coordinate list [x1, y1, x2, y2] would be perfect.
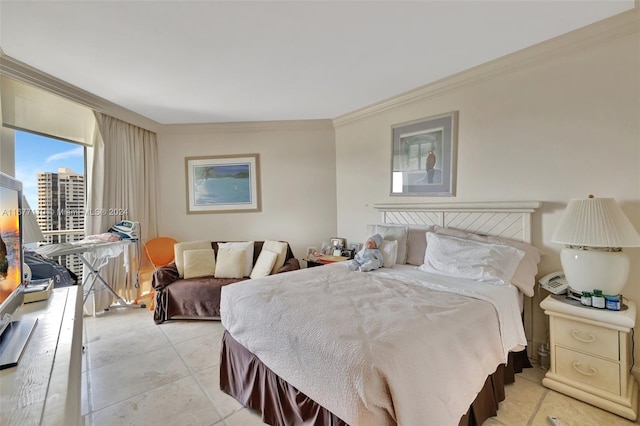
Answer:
[15, 130, 86, 277]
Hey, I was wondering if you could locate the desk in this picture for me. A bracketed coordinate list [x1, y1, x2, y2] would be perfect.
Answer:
[0, 287, 84, 425]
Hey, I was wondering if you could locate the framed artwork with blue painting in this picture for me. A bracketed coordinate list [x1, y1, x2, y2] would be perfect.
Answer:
[185, 154, 261, 213]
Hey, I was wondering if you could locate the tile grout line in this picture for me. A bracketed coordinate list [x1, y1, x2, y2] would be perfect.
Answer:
[527, 387, 549, 426]
[158, 322, 230, 425]
[84, 311, 184, 419]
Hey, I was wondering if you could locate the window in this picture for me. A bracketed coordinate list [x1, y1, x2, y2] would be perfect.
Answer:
[15, 130, 86, 277]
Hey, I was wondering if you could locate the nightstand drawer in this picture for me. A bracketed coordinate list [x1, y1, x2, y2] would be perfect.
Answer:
[555, 347, 621, 395]
[554, 317, 619, 360]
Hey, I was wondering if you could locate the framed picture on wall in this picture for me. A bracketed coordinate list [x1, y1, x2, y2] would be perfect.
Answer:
[185, 154, 261, 213]
[390, 111, 458, 197]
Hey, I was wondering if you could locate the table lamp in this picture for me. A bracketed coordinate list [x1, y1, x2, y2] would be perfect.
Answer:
[551, 195, 640, 295]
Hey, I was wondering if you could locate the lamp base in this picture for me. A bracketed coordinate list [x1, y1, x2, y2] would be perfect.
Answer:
[560, 247, 629, 295]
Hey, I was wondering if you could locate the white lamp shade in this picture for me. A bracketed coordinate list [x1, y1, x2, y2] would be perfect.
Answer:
[551, 197, 640, 247]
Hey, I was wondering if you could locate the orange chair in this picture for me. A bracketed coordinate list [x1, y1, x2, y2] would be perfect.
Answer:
[135, 237, 177, 310]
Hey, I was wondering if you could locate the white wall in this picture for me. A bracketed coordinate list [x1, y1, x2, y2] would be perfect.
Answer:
[333, 12, 639, 360]
[156, 120, 337, 261]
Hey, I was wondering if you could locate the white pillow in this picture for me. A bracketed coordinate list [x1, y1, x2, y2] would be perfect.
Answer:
[262, 240, 288, 274]
[366, 224, 409, 264]
[214, 248, 245, 279]
[250, 250, 278, 279]
[218, 241, 254, 277]
[432, 226, 543, 296]
[379, 240, 398, 268]
[419, 232, 525, 286]
[174, 240, 212, 278]
[183, 249, 216, 280]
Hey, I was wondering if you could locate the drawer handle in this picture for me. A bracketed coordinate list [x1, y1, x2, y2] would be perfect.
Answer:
[572, 362, 597, 376]
[570, 329, 596, 343]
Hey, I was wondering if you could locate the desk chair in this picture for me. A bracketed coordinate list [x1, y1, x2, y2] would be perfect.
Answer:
[134, 237, 177, 311]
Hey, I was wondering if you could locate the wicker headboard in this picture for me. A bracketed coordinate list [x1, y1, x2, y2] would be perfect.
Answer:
[374, 201, 542, 243]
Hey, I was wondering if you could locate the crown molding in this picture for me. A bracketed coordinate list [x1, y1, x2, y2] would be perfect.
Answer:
[333, 8, 640, 128]
[161, 119, 334, 135]
[0, 50, 160, 133]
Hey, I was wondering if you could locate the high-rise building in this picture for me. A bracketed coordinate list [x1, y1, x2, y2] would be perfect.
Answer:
[37, 167, 85, 277]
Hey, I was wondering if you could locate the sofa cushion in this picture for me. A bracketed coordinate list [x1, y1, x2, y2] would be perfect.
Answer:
[214, 248, 245, 279]
[218, 241, 254, 277]
[174, 240, 212, 278]
[250, 250, 278, 279]
[183, 249, 216, 280]
[263, 240, 288, 274]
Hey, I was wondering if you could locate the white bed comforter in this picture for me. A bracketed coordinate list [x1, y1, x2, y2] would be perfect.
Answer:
[220, 263, 526, 426]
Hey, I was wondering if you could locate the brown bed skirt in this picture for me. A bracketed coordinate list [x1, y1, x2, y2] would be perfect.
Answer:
[220, 330, 531, 426]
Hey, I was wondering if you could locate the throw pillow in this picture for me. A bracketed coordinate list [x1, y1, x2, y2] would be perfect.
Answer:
[379, 240, 398, 268]
[262, 240, 288, 274]
[174, 240, 212, 278]
[183, 249, 216, 280]
[218, 241, 255, 277]
[250, 250, 278, 279]
[214, 248, 245, 279]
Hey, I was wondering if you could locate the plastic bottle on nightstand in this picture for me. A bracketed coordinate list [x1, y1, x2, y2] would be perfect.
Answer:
[537, 344, 550, 370]
[592, 290, 605, 309]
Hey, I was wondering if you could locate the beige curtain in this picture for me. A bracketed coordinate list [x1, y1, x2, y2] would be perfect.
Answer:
[83, 112, 158, 315]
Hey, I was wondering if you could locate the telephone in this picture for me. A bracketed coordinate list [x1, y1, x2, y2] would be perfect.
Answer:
[538, 271, 568, 294]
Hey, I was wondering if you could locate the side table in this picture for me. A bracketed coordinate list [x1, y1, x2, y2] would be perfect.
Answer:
[540, 294, 638, 420]
[304, 255, 350, 268]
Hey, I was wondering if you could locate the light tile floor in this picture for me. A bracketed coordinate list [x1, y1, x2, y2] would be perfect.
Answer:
[83, 308, 640, 426]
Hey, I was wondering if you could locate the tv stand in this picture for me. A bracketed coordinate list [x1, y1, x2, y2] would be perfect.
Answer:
[0, 316, 38, 370]
[0, 286, 84, 425]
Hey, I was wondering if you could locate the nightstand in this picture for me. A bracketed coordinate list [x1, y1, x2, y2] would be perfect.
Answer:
[540, 295, 638, 420]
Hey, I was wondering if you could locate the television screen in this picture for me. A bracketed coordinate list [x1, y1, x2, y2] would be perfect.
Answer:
[0, 179, 23, 307]
[0, 172, 33, 370]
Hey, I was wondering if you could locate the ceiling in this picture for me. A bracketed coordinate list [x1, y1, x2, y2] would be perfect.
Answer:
[0, 1, 635, 125]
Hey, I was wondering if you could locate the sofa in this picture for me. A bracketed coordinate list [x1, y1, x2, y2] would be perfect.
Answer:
[152, 240, 299, 324]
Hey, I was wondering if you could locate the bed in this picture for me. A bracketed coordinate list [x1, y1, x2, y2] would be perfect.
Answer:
[220, 201, 542, 426]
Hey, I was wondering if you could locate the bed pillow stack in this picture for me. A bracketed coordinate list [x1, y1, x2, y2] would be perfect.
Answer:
[365, 224, 409, 265]
[428, 226, 543, 296]
[365, 224, 435, 266]
[419, 232, 525, 286]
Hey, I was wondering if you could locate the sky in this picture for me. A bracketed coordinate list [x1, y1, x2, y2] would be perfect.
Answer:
[14, 131, 85, 208]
